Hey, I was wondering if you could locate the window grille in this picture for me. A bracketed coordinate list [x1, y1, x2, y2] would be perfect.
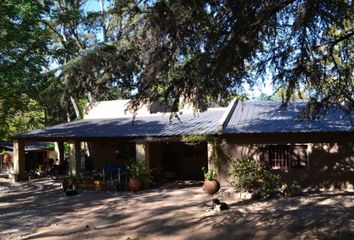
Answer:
[267, 145, 308, 169]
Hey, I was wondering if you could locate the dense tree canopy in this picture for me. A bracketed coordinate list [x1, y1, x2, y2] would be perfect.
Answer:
[0, 0, 50, 139]
[60, 0, 354, 113]
[0, 0, 353, 138]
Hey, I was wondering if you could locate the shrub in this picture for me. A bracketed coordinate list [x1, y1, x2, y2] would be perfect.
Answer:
[283, 184, 301, 196]
[230, 159, 262, 191]
[202, 167, 216, 181]
[126, 159, 152, 181]
[230, 158, 281, 197]
[261, 170, 281, 197]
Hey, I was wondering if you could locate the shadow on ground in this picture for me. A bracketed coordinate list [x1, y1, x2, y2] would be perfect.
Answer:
[0, 178, 353, 240]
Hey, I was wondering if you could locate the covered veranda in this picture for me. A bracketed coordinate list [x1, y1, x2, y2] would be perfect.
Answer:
[11, 108, 227, 183]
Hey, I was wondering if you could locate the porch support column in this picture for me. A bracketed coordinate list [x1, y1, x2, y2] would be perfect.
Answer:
[135, 143, 150, 187]
[136, 143, 150, 163]
[13, 140, 25, 182]
[207, 142, 215, 170]
[69, 141, 81, 177]
[207, 142, 221, 178]
[56, 141, 65, 164]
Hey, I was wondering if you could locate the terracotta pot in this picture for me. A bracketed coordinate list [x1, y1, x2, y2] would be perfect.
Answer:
[203, 180, 220, 195]
[129, 179, 141, 192]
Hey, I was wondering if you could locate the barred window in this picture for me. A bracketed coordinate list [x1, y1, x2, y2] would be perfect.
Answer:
[265, 145, 308, 170]
[269, 145, 291, 169]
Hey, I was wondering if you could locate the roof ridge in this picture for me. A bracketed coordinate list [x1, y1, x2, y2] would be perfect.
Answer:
[216, 99, 238, 135]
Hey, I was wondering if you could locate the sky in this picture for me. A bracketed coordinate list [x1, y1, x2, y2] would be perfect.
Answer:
[83, 0, 110, 12]
[246, 76, 274, 100]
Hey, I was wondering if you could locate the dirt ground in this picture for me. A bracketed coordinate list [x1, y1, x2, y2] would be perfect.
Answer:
[0, 178, 353, 240]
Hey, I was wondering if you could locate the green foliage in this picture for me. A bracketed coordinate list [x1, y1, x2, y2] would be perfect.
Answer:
[202, 167, 216, 181]
[283, 184, 302, 196]
[126, 159, 152, 181]
[7, 99, 45, 137]
[207, 136, 230, 170]
[0, 150, 11, 155]
[231, 159, 262, 192]
[64, 142, 70, 155]
[35, 164, 44, 174]
[261, 170, 282, 196]
[1, 0, 354, 137]
[0, 0, 50, 139]
[128, 0, 353, 113]
[231, 158, 281, 197]
[47, 143, 55, 150]
[181, 134, 207, 146]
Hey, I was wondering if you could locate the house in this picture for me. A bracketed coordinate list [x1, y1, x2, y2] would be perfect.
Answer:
[11, 100, 354, 189]
[221, 101, 354, 189]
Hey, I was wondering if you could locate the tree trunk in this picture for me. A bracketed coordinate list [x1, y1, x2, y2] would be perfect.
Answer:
[66, 111, 71, 122]
[100, 0, 108, 42]
[70, 96, 81, 119]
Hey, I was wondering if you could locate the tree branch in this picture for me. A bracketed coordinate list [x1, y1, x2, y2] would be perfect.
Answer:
[314, 31, 354, 49]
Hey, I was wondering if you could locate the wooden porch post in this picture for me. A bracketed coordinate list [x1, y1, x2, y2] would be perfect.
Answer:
[136, 143, 150, 163]
[56, 141, 65, 164]
[207, 142, 215, 171]
[13, 140, 25, 182]
[68, 141, 81, 177]
[135, 143, 150, 187]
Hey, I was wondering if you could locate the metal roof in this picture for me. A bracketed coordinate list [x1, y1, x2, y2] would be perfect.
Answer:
[14, 109, 225, 139]
[224, 101, 354, 134]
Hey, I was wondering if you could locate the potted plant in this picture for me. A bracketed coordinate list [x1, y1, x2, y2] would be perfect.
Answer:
[65, 176, 79, 190]
[35, 164, 45, 177]
[202, 167, 220, 195]
[126, 159, 151, 191]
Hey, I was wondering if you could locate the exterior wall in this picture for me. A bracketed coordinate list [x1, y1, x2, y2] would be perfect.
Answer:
[282, 143, 354, 190]
[222, 133, 354, 190]
[149, 142, 208, 180]
[47, 149, 58, 161]
[87, 141, 135, 170]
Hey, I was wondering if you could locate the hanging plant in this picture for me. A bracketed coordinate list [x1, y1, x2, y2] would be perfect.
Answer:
[206, 135, 231, 171]
[181, 134, 207, 146]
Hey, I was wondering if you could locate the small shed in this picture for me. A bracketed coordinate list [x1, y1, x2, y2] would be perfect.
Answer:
[0, 142, 58, 175]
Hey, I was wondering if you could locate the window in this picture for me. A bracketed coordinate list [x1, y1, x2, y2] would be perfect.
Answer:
[264, 145, 308, 170]
[269, 145, 291, 169]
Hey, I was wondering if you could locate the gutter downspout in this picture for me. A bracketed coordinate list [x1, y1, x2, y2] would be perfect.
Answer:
[216, 99, 238, 135]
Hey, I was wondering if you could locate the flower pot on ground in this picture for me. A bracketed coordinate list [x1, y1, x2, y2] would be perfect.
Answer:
[94, 180, 105, 191]
[202, 167, 220, 195]
[127, 159, 152, 192]
[128, 179, 141, 191]
[35, 164, 45, 177]
[62, 177, 79, 191]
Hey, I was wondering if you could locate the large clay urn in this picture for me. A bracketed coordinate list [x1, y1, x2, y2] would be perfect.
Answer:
[129, 179, 142, 191]
[203, 179, 220, 195]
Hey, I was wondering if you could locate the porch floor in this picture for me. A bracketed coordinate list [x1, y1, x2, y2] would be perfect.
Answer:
[0, 178, 353, 240]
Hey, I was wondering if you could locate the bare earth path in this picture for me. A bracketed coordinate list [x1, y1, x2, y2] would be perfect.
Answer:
[1, 178, 353, 240]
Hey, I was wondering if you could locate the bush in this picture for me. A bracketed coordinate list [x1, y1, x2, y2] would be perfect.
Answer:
[126, 159, 152, 181]
[283, 184, 301, 196]
[261, 170, 281, 197]
[230, 158, 281, 197]
[202, 167, 217, 181]
[230, 159, 262, 191]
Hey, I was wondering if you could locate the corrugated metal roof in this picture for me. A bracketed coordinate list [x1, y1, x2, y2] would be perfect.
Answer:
[224, 101, 354, 134]
[14, 109, 225, 139]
